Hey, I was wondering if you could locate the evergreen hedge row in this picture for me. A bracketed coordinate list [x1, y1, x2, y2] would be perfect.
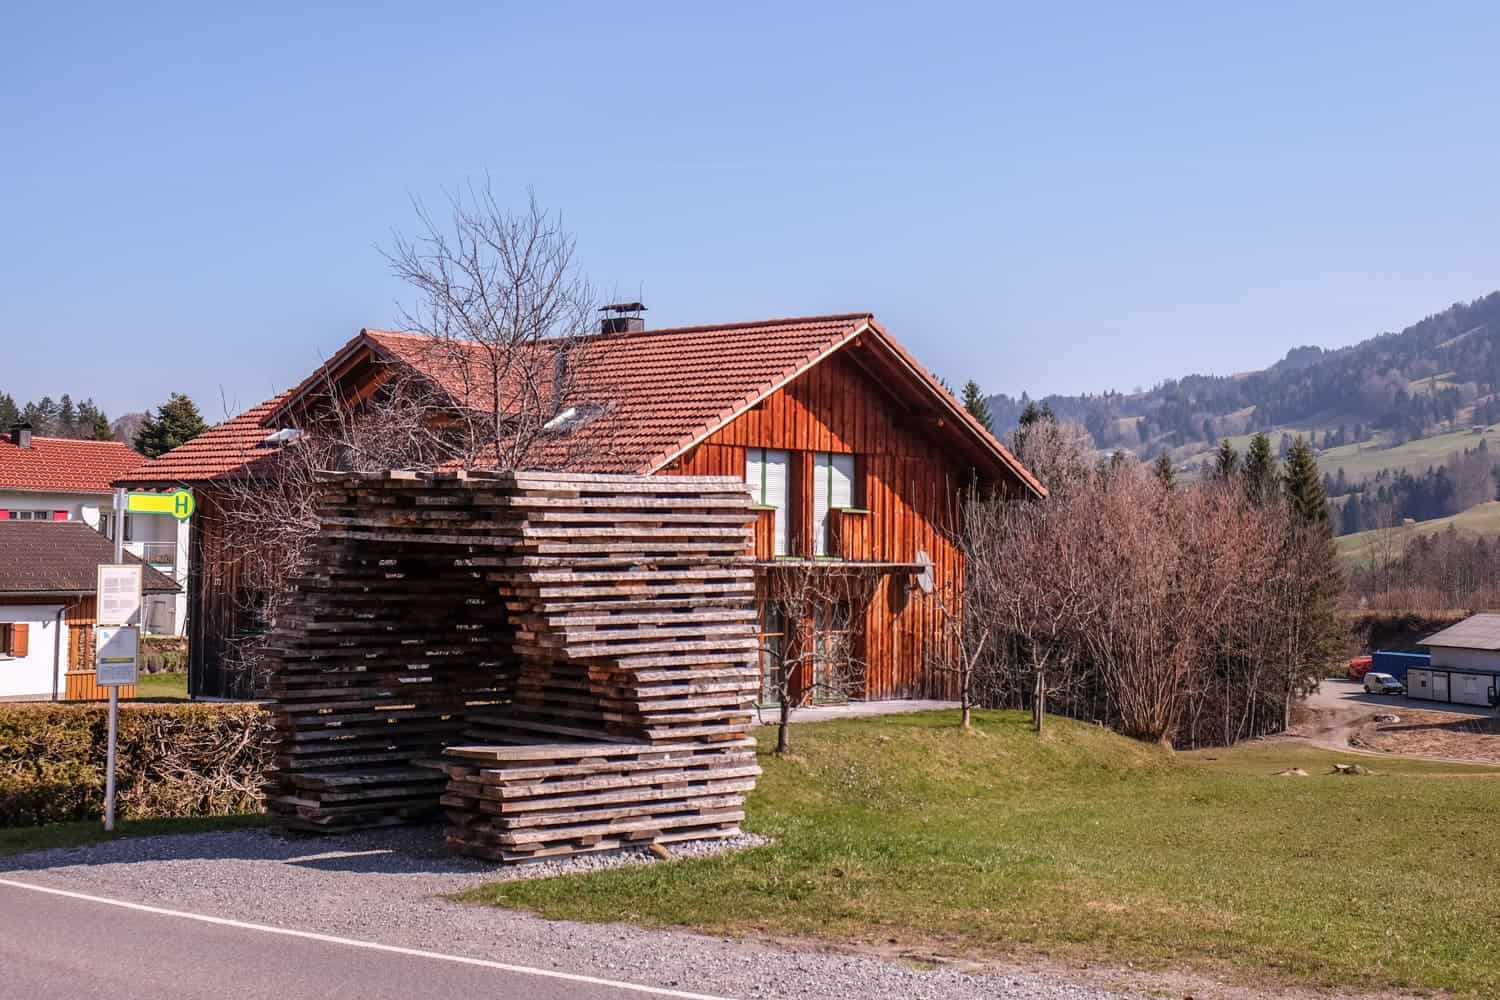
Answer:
[0, 702, 271, 827]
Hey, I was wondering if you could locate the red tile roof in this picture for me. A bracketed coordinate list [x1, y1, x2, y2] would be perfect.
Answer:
[118, 314, 1041, 496]
[116, 393, 293, 485]
[363, 315, 875, 474]
[0, 436, 145, 495]
[0, 521, 178, 595]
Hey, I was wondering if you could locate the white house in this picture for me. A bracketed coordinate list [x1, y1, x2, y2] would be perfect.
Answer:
[0, 520, 178, 699]
[1412, 614, 1500, 707]
[0, 423, 189, 635]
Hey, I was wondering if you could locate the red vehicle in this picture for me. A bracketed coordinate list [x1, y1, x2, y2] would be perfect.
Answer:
[1347, 656, 1374, 681]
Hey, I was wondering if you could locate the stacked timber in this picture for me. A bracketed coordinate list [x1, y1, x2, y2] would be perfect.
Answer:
[440, 740, 759, 861]
[262, 473, 518, 831]
[263, 470, 764, 856]
[448, 472, 762, 860]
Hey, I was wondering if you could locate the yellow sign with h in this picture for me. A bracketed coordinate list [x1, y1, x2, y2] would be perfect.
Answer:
[126, 489, 195, 521]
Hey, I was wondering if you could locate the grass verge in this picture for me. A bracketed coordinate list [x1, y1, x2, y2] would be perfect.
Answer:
[463, 710, 1500, 997]
[0, 814, 266, 858]
[132, 672, 190, 701]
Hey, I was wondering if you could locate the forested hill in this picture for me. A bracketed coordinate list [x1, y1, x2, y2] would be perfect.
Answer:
[989, 291, 1500, 457]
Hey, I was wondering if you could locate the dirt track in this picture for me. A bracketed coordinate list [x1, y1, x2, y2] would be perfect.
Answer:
[1290, 679, 1500, 764]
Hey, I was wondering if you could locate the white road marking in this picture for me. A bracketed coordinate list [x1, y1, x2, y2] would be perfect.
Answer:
[0, 877, 734, 1000]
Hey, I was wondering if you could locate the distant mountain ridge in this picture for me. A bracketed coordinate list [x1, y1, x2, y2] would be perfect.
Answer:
[988, 290, 1500, 462]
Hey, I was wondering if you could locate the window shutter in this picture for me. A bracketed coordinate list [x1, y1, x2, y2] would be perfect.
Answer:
[10, 623, 28, 658]
[830, 453, 854, 509]
[813, 453, 831, 556]
[52, 510, 68, 521]
[764, 449, 789, 556]
[0, 510, 9, 520]
[745, 448, 764, 504]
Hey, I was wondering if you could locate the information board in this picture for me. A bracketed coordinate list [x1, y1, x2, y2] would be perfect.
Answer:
[96, 564, 143, 627]
[95, 626, 139, 686]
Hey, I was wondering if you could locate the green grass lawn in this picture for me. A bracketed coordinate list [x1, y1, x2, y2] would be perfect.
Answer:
[131, 672, 189, 701]
[465, 711, 1500, 997]
[1318, 425, 1500, 482]
[0, 814, 266, 858]
[1337, 500, 1500, 564]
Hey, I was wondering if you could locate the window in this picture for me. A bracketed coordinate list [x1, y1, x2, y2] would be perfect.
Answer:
[757, 605, 787, 705]
[9, 510, 54, 521]
[99, 513, 135, 542]
[812, 603, 853, 704]
[812, 452, 856, 556]
[745, 448, 790, 556]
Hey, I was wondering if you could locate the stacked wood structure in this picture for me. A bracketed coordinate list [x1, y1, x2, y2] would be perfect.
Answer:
[263, 470, 761, 860]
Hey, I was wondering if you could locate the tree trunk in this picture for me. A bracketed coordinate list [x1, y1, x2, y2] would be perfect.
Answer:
[1033, 668, 1045, 734]
[776, 696, 791, 754]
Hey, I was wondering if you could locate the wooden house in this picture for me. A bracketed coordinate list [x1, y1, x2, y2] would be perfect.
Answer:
[0, 521, 178, 700]
[117, 313, 1042, 700]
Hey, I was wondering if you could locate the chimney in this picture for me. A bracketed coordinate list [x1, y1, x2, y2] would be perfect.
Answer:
[598, 301, 647, 335]
[9, 423, 32, 449]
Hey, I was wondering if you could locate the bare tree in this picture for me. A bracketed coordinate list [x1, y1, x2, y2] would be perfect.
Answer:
[959, 457, 1342, 748]
[927, 579, 988, 730]
[384, 183, 598, 470]
[756, 561, 876, 754]
[213, 370, 451, 692]
[213, 185, 603, 687]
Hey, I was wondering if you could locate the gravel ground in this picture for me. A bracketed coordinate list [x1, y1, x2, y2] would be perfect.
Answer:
[0, 825, 1151, 1000]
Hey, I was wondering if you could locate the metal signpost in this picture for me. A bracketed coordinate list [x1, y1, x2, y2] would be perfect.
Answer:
[96, 487, 194, 831]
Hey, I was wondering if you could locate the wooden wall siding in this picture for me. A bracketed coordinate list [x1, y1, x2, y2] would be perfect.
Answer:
[664, 348, 970, 700]
[187, 487, 259, 700]
[752, 508, 777, 561]
[63, 595, 136, 700]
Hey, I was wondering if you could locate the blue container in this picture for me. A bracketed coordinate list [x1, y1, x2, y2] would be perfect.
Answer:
[1371, 650, 1430, 683]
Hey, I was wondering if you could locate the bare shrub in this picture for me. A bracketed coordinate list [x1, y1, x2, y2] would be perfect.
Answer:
[962, 461, 1339, 747]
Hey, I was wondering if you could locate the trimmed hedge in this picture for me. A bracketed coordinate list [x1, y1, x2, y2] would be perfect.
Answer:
[0, 702, 271, 828]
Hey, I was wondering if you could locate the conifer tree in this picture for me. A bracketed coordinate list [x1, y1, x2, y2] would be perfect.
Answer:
[1284, 436, 1330, 527]
[1214, 439, 1240, 481]
[57, 394, 78, 437]
[961, 380, 994, 433]
[85, 408, 113, 440]
[134, 393, 209, 458]
[0, 394, 18, 430]
[1242, 432, 1279, 506]
[1152, 451, 1176, 488]
[1280, 435, 1344, 723]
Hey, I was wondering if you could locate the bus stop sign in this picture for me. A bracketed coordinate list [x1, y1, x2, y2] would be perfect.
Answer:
[127, 489, 195, 521]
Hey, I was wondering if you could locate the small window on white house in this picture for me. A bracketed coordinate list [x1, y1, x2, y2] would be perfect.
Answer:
[812, 452, 856, 556]
[10, 510, 53, 521]
[99, 513, 135, 542]
[746, 448, 790, 556]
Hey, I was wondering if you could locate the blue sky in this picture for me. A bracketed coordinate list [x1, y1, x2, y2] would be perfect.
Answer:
[4, 2, 1498, 420]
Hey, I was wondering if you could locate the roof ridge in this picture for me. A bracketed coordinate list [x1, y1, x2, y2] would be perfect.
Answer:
[3, 435, 136, 447]
[363, 312, 874, 345]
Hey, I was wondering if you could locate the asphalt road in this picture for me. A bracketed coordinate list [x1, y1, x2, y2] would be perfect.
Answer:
[0, 879, 730, 1000]
[1307, 678, 1494, 718]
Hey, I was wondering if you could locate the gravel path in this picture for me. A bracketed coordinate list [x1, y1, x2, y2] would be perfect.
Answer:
[0, 826, 1148, 1000]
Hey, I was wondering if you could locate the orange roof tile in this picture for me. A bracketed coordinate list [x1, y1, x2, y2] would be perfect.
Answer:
[359, 315, 874, 474]
[118, 314, 1041, 496]
[116, 393, 294, 485]
[0, 435, 145, 495]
